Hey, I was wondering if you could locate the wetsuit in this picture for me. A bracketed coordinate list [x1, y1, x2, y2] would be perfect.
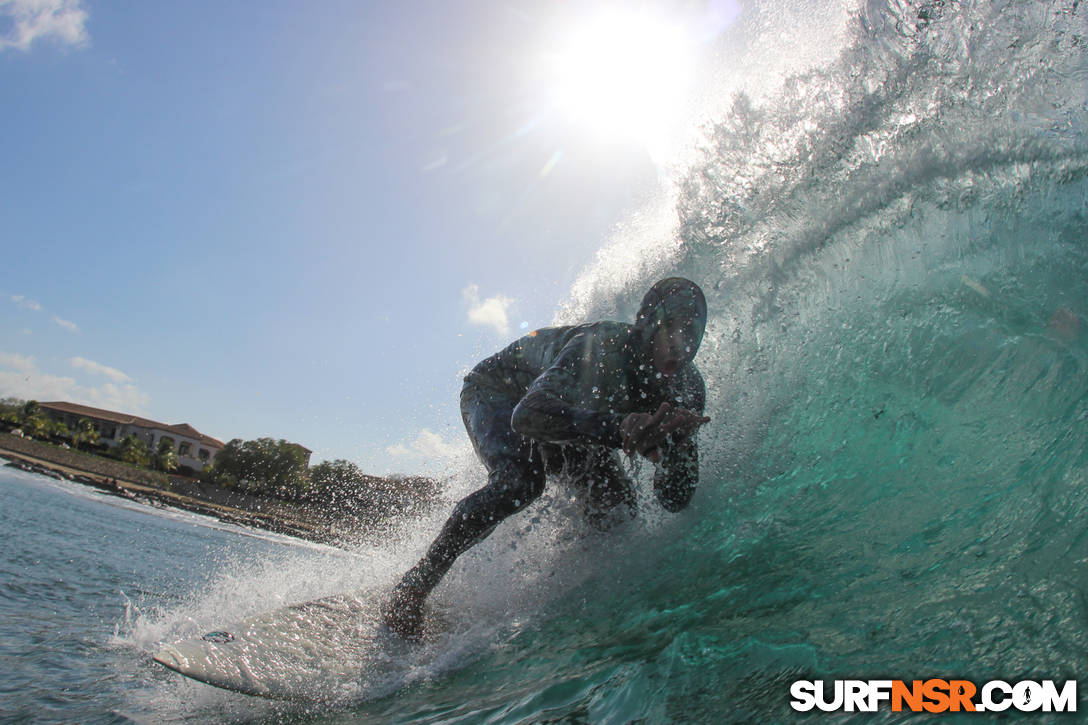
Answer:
[399, 320, 706, 595]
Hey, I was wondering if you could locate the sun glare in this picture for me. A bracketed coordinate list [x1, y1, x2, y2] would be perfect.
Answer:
[546, 9, 696, 158]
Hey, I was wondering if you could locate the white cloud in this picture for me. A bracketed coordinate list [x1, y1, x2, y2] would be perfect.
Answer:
[83, 381, 149, 412]
[10, 294, 42, 311]
[0, 351, 149, 412]
[52, 316, 79, 333]
[69, 356, 131, 383]
[0, 366, 77, 402]
[0, 0, 89, 52]
[386, 443, 412, 457]
[413, 429, 462, 458]
[462, 284, 513, 336]
[0, 352, 35, 372]
[386, 428, 467, 465]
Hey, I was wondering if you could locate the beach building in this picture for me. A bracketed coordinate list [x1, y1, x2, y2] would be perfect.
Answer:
[38, 401, 225, 472]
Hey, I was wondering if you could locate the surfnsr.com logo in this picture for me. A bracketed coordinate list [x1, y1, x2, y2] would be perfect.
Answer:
[790, 679, 1077, 713]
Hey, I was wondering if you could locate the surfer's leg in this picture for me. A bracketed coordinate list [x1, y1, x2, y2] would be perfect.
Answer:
[577, 448, 636, 530]
[383, 384, 544, 637]
[401, 458, 544, 586]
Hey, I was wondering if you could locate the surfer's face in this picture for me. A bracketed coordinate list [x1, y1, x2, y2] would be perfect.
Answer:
[649, 312, 703, 378]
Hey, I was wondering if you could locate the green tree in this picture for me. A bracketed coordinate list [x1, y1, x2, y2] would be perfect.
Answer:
[203, 437, 310, 499]
[154, 437, 178, 472]
[202, 438, 242, 487]
[72, 418, 100, 449]
[0, 398, 19, 432]
[118, 434, 151, 467]
[47, 419, 70, 440]
[307, 459, 440, 523]
[0, 397, 24, 418]
[309, 459, 367, 504]
[20, 409, 50, 439]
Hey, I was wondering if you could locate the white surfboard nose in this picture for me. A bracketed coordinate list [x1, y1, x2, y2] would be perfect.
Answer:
[152, 645, 185, 671]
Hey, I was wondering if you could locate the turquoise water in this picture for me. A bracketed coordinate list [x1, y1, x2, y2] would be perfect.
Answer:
[4, 0, 1088, 721]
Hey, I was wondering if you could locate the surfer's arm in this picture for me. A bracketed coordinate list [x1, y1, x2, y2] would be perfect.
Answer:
[510, 333, 625, 447]
[653, 438, 699, 511]
[652, 366, 706, 511]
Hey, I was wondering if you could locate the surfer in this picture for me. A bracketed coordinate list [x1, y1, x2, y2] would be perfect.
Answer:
[382, 277, 711, 638]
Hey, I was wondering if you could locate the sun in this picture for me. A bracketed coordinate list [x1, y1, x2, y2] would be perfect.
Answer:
[544, 8, 697, 158]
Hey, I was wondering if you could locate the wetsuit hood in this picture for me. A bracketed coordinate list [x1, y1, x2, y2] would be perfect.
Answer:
[634, 277, 707, 337]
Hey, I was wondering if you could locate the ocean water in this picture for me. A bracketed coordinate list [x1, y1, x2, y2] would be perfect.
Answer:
[4, 0, 1088, 722]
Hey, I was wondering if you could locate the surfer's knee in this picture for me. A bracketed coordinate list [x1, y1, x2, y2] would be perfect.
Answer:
[448, 463, 542, 529]
[580, 454, 636, 528]
[489, 461, 545, 516]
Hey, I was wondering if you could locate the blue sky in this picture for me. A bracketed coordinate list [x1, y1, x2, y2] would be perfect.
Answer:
[0, 0, 745, 475]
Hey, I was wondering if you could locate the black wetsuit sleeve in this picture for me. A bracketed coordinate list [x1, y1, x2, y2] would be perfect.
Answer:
[654, 438, 699, 511]
[510, 333, 626, 447]
[653, 366, 706, 512]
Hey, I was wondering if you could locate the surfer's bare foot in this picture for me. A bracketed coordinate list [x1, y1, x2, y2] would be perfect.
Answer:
[381, 584, 425, 640]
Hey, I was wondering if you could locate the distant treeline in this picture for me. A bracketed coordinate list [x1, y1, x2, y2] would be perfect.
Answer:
[0, 398, 440, 516]
[204, 437, 440, 515]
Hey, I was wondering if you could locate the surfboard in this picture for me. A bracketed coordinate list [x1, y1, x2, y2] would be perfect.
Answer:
[152, 590, 407, 700]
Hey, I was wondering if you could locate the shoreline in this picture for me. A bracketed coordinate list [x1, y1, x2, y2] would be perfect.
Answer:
[0, 446, 338, 545]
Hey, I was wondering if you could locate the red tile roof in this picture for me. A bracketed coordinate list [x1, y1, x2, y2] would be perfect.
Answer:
[39, 401, 225, 449]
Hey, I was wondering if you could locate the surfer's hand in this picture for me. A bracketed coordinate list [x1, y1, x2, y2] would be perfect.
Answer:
[620, 403, 710, 463]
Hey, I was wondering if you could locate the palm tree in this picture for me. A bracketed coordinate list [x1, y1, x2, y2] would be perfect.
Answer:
[15, 400, 49, 439]
[47, 419, 69, 441]
[118, 434, 151, 467]
[20, 411, 50, 439]
[72, 418, 100, 450]
[154, 437, 178, 473]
